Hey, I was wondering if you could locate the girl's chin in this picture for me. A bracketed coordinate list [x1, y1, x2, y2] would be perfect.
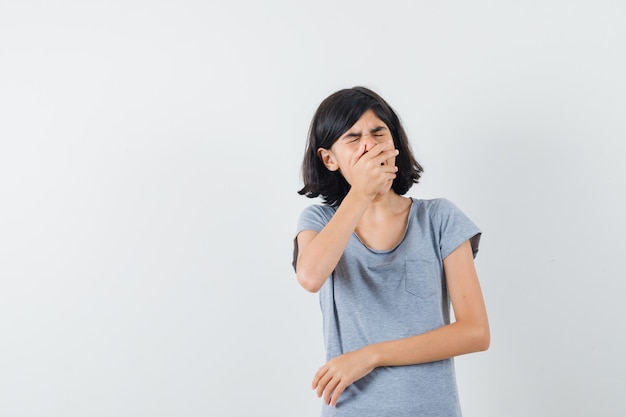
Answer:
[374, 186, 395, 199]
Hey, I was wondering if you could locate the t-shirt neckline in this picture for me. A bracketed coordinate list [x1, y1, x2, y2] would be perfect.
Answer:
[352, 197, 415, 254]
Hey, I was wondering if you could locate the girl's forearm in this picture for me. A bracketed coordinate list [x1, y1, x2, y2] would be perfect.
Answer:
[366, 320, 490, 368]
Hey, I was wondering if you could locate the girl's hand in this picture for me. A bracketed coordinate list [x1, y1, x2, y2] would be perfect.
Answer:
[311, 348, 377, 407]
[348, 140, 399, 199]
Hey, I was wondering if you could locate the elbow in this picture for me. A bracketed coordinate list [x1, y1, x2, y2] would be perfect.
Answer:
[296, 270, 322, 293]
[473, 323, 490, 352]
[477, 331, 490, 352]
[460, 319, 490, 352]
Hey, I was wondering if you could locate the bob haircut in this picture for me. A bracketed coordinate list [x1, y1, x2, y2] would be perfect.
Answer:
[298, 86, 423, 206]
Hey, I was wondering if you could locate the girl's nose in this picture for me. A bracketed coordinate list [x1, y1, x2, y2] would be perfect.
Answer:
[362, 135, 377, 152]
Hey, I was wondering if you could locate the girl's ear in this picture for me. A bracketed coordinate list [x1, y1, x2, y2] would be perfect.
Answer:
[317, 148, 339, 171]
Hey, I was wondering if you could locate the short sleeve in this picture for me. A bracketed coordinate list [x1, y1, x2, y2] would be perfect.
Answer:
[435, 199, 482, 259]
[296, 205, 332, 235]
[292, 205, 335, 272]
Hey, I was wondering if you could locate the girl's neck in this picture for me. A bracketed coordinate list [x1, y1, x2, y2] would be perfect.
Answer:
[355, 191, 412, 251]
[363, 192, 411, 221]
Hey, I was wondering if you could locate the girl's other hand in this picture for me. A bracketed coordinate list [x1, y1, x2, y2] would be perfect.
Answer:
[311, 348, 377, 407]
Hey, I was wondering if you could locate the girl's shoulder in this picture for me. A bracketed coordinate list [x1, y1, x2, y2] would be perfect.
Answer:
[410, 197, 481, 258]
[410, 197, 457, 216]
[296, 203, 337, 233]
[300, 202, 337, 219]
[410, 197, 475, 229]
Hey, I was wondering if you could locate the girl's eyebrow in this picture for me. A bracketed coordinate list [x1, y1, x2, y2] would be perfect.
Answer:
[342, 131, 361, 139]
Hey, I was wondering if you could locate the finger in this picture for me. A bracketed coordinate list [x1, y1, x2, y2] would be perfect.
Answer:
[380, 164, 399, 173]
[355, 140, 393, 165]
[368, 139, 395, 155]
[363, 143, 397, 160]
[316, 372, 334, 398]
[329, 382, 347, 407]
[350, 143, 367, 166]
[312, 366, 328, 389]
[359, 144, 384, 162]
[360, 150, 397, 171]
[375, 148, 399, 164]
[323, 377, 341, 405]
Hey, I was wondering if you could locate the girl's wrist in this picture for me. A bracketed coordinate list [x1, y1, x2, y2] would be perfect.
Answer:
[363, 344, 383, 369]
[344, 187, 375, 207]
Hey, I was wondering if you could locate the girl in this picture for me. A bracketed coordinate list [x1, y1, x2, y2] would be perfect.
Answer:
[293, 87, 489, 416]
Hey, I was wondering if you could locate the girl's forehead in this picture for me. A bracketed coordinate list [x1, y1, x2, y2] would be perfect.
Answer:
[348, 109, 387, 130]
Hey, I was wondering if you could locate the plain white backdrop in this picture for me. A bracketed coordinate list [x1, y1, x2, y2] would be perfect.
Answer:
[1, 1, 625, 416]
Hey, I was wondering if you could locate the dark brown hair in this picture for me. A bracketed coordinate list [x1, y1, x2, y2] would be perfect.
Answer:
[298, 86, 423, 206]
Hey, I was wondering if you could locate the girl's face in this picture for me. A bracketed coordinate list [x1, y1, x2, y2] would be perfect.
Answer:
[317, 109, 396, 186]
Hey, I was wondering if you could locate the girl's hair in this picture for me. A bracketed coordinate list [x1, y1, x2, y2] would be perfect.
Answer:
[298, 86, 423, 206]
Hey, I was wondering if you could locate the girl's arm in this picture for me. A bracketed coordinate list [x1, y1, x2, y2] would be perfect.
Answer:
[295, 189, 371, 292]
[368, 239, 490, 363]
[296, 141, 398, 293]
[312, 240, 489, 406]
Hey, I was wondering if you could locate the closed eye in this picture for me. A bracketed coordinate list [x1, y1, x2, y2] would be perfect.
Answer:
[370, 126, 388, 136]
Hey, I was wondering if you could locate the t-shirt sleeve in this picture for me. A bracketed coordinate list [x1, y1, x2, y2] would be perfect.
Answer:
[296, 205, 329, 235]
[292, 205, 332, 272]
[435, 199, 482, 259]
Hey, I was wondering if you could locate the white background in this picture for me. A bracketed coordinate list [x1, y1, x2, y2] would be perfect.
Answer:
[1, 1, 625, 416]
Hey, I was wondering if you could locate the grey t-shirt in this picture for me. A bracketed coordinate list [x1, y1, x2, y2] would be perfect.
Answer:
[293, 198, 481, 417]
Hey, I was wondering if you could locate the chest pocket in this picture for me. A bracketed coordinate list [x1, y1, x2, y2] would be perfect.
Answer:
[404, 260, 442, 298]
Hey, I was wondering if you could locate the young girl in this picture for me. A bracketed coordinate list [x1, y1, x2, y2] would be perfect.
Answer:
[293, 87, 489, 416]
